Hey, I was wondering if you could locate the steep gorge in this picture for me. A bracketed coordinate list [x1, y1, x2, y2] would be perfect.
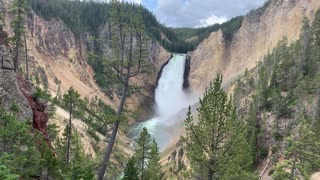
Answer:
[190, 0, 320, 94]
[1, 0, 320, 178]
[2, 0, 170, 112]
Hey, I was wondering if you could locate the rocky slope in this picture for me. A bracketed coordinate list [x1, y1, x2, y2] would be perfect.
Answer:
[2, 0, 170, 111]
[190, 0, 320, 94]
[1, 0, 170, 160]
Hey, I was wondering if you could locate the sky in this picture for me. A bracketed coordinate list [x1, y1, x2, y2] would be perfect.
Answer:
[102, 0, 267, 27]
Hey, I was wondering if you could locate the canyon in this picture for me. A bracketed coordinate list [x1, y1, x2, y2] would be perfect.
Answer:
[1, 0, 320, 179]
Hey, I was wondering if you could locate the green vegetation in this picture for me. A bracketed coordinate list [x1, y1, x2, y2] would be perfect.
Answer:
[55, 126, 95, 179]
[96, 0, 151, 178]
[233, 10, 320, 179]
[4, 0, 320, 178]
[28, 0, 108, 37]
[171, 16, 243, 44]
[0, 87, 101, 179]
[273, 115, 320, 179]
[123, 128, 161, 180]
[11, 0, 27, 72]
[0, 108, 42, 178]
[123, 157, 139, 180]
[181, 74, 255, 179]
[62, 87, 81, 166]
[28, 0, 243, 53]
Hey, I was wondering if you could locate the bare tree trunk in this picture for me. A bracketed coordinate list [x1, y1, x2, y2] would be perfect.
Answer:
[97, 32, 134, 180]
[207, 160, 214, 180]
[24, 33, 29, 80]
[141, 142, 145, 180]
[66, 103, 73, 166]
[14, 33, 20, 72]
[97, 83, 128, 180]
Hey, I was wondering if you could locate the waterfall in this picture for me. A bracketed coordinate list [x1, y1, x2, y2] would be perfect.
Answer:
[155, 54, 189, 118]
[133, 54, 196, 151]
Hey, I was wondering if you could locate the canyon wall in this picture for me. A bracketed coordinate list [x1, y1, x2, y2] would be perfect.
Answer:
[2, 0, 170, 111]
[190, 0, 320, 95]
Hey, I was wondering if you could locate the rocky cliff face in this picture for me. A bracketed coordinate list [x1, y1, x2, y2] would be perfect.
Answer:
[0, 45, 33, 120]
[1, 0, 170, 111]
[190, 0, 320, 94]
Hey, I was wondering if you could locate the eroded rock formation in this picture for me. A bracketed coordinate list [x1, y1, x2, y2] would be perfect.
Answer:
[0, 42, 50, 143]
[190, 0, 320, 94]
[0, 45, 33, 120]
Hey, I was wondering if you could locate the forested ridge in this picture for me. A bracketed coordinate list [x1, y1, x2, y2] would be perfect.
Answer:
[27, 0, 243, 53]
[232, 10, 320, 179]
[1, 0, 320, 179]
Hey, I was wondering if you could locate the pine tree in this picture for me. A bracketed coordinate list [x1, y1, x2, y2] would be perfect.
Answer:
[55, 126, 95, 179]
[0, 165, 19, 180]
[62, 87, 81, 166]
[39, 141, 62, 179]
[273, 114, 320, 179]
[313, 9, 320, 48]
[246, 99, 260, 166]
[70, 132, 95, 180]
[122, 157, 139, 180]
[134, 127, 152, 180]
[181, 74, 254, 179]
[10, 0, 27, 72]
[146, 139, 161, 180]
[98, 1, 150, 178]
[0, 108, 42, 178]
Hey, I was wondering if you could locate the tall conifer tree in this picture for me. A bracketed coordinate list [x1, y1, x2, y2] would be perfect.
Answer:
[181, 74, 253, 179]
[62, 87, 81, 166]
[11, 0, 27, 72]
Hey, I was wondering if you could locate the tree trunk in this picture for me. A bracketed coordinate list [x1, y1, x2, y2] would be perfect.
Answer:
[97, 83, 128, 180]
[289, 157, 296, 180]
[207, 159, 214, 180]
[24, 33, 29, 80]
[14, 33, 20, 72]
[97, 29, 134, 180]
[141, 143, 145, 180]
[66, 103, 73, 166]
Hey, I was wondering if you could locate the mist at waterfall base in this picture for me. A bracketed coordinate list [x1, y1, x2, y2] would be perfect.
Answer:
[132, 54, 197, 152]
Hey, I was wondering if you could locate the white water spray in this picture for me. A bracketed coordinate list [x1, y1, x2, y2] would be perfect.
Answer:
[133, 54, 196, 151]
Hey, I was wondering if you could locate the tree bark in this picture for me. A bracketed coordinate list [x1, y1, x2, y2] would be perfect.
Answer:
[66, 102, 73, 166]
[207, 160, 214, 180]
[97, 83, 128, 180]
[98, 31, 134, 180]
[141, 143, 145, 180]
[24, 33, 29, 80]
[14, 33, 20, 72]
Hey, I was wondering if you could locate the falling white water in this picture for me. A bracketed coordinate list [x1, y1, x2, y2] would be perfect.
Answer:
[133, 54, 196, 151]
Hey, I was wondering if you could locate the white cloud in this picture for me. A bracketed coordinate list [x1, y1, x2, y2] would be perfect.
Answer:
[154, 0, 267, 27]
[124, 0, 142, 4]
[94, 0, 142, 4]
[198, 15, 228, 27]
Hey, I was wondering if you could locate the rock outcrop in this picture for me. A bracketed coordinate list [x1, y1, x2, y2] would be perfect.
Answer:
[0, 42, 49, 140]
[0, 28, 8, 46]
[17, 75, 50, 143]
[190, 0, 320, 94]
[0, 45, 33, 120]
